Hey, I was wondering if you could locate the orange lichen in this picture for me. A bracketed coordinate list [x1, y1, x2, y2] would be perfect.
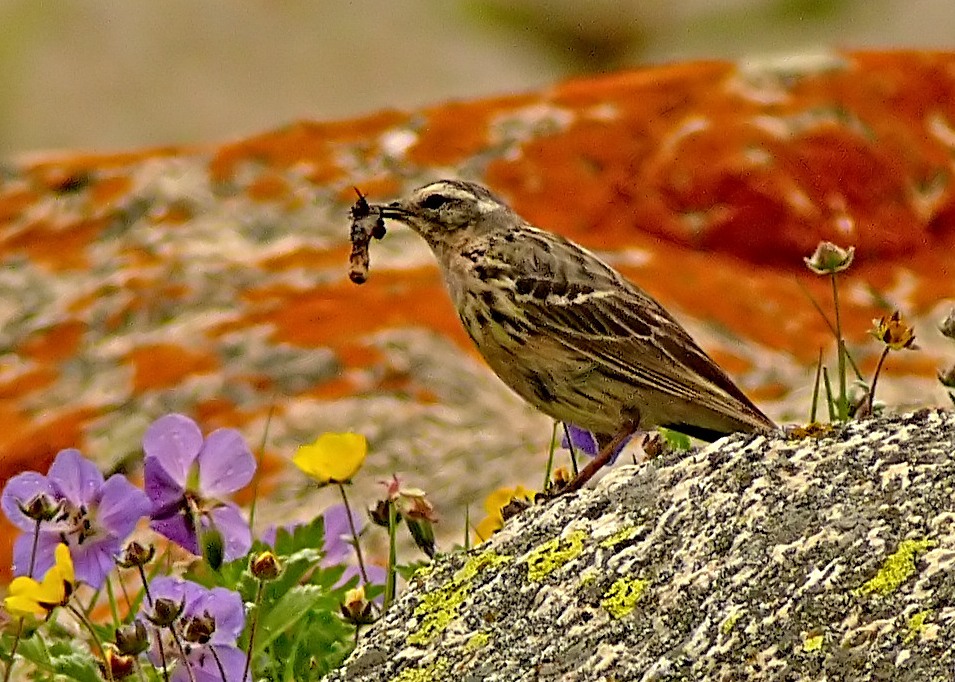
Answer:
[20, 321, 87, 364]
[408, 93, 537, 166]
[2, 218, 106, 271]
[246, 172, 291, 202]
[89, 174, 133, 210]
[259, 245, 353, 272]
[126, 344, 220, 392]
[208, 112, 408, 183]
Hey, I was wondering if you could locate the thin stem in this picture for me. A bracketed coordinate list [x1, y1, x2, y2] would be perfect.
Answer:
[831, 274, 848, 420]
[561, 423, 579, 476]
[3, 518, 44, 682]
[810, 347, 823, 423]
[249, 401, 277, 533]
[795, 276, 864, 381]
[241, 581, 264, 682]
[463, 506, 470, 552]
[866, 347, 891, 415]
[384, 502, 398, 610]
[209, 646, 228, 681]
[137, 565, 154, 606]
[105, 576, 121, 628]
[67, 604, 113, 682]
[1, 618, 25, 682]
[822, 367, 836, 422]
[543, 421, 558, 489]
[27, 518, 41, 578]
[169, 627, 198, 682]
[337, 484, 369, 584]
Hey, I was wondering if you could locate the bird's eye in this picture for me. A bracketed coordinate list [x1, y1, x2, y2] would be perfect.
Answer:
[421, 194, 451, 210]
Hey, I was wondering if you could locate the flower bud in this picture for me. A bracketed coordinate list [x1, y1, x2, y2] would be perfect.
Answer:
[250, 551, 282, 581]
[18, 493, 61, 523]
[99, 646, 136, 680]
[146, 597, 184, 627]
[804, 241, 855, 274]
[114, 620, 149, 656]
[182, 611, 216, 644]
[116, 541, 155, 569]
[340, 585, 377, 626]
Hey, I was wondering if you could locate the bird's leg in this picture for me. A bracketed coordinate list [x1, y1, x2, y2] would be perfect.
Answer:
[562, 414, 639, 495]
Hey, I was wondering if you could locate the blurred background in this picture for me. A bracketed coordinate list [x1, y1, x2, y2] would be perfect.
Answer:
[0, 0, 952, 156]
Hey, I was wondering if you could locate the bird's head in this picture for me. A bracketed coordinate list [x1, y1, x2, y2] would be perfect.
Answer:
[375, 180, 511, 249]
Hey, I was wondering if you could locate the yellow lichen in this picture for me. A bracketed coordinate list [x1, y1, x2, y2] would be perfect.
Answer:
[599, 526, 638, 549]
[803, 631, 824, 652]
[721, 610, 743, 635]
[390, 657, 449, 682]
[407, 551, 510, 646]
[465, 631, 490, 651]
[525, 530, 587, 581]
[600, 577, 649, 619]
[853, 539, 936, 598]
[904, 610, 932, 644]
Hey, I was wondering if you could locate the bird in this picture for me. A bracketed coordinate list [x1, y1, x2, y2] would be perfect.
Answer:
[363, 179, 776, 492]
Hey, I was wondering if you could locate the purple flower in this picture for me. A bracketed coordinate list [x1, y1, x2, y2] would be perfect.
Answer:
[1, 448, 150, 588]
[321, 504, 386, 587]
[561, 424, 632, 465]
[143, 414, 254, 562]
[262, 505, 386, 589]
[144, 577, 247, 682]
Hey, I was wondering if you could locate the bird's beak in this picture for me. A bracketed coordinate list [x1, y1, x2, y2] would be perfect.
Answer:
[373, 202, 410, 220]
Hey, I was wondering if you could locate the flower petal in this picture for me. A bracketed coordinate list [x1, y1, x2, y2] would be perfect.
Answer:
[561, 424, 599, 456]
[206, 504, 252, 561]
[151, 513, 199, 556]
[47, 449, 103, 506]
[144, 455, 186, 512]
[98, 474, 151, 539]
[187, 586, 245, 643]
[1, 471, 56, 531]
[293, 432, 367, 484]
[143, 414, 203, 489]
[197, 428, 255, 497]
[13, 532, 61, 579]
[186, 644, 247, 682]
[70, 537, 118, 589]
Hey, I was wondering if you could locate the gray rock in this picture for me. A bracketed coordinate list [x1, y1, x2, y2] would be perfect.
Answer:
[324, 409, 955, 681]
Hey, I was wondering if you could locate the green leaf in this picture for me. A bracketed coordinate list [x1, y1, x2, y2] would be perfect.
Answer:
[253, 584, 330, 656]
[658, 428, 692, 451]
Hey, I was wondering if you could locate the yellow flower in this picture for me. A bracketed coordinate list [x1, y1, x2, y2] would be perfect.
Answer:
[293, 432, 367, 485]
[871, 310, 918, 351]
[4, 544, 75, 618]
[474, 485, 536, 542]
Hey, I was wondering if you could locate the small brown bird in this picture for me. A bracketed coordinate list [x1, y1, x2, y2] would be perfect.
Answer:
[363, 179, 776, 491]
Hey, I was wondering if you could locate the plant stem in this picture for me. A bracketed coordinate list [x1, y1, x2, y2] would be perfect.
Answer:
[810, 347, 823, 422]
[561, 423, 579, 476]
[543, 421, 558, 490]
[67, 603, 113, 682]
[337, 484, 369, 584]
[249, 401, 276, 533]
[241, 581, 265, 682]
[866, 347, 891, 415]
[384, 502, 398, 610]
[3, 518, 45, 682]
[822, 367, 836, 422]
[831, 273, 848, 420]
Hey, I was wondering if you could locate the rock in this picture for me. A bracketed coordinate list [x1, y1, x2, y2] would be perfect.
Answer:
[325, 409, 955, 681]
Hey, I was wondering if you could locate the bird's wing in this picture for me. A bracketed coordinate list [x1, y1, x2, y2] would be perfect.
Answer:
[488, 228, 769, 424]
